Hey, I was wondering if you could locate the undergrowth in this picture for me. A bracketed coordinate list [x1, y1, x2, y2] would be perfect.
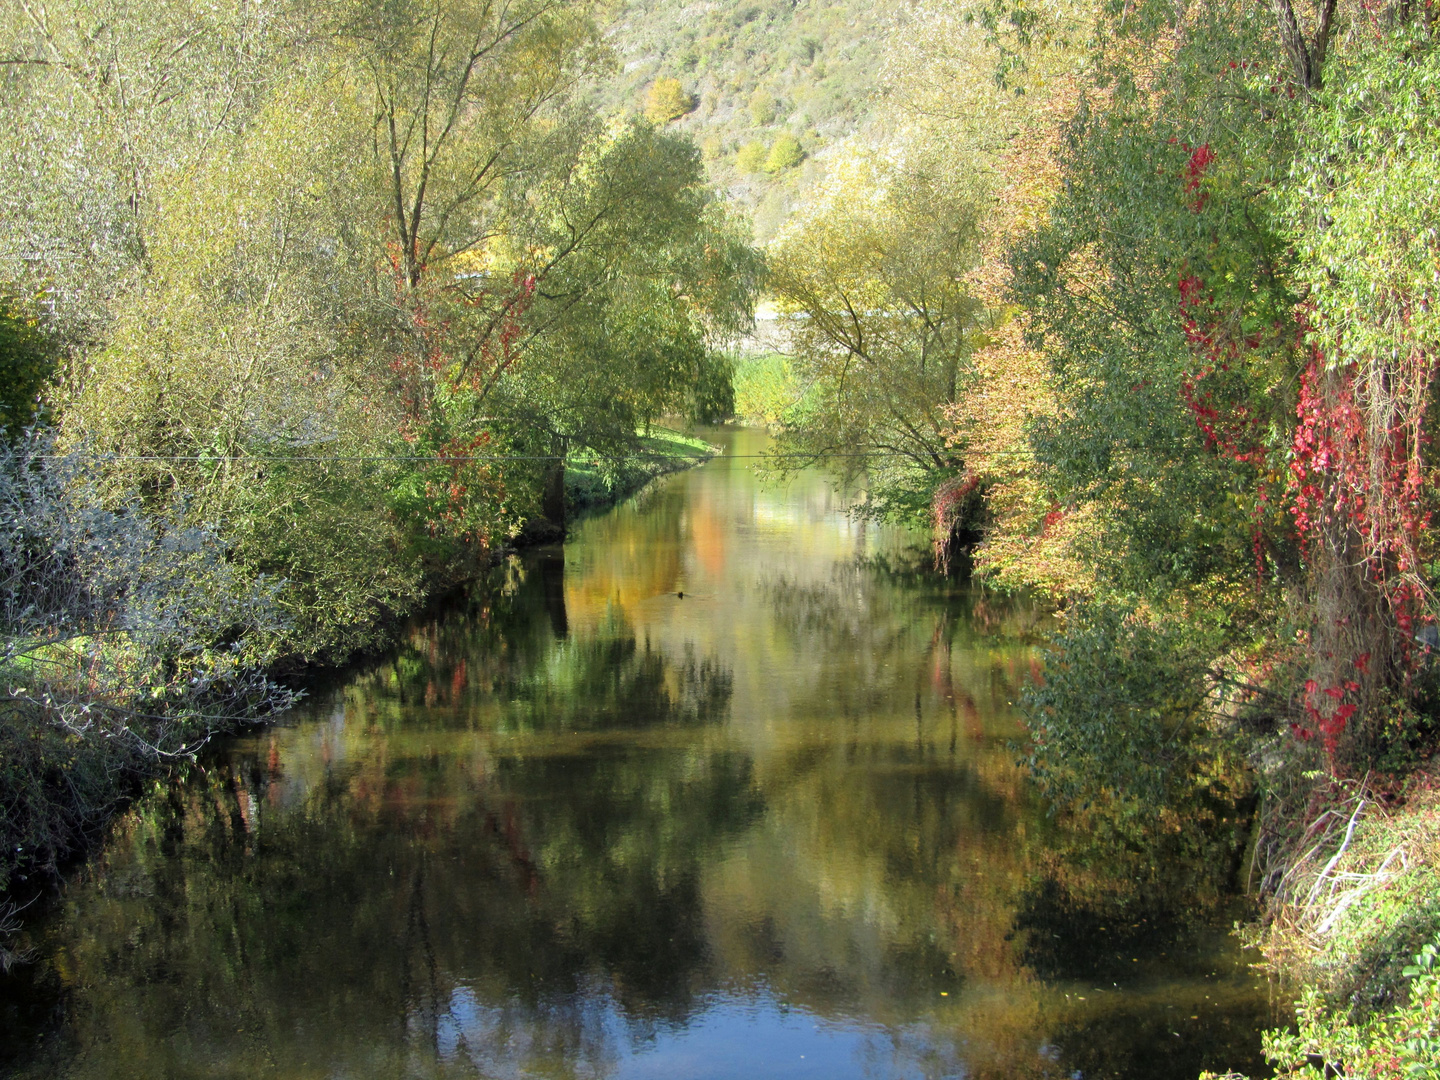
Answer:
[1215, 769, 1440, 1078]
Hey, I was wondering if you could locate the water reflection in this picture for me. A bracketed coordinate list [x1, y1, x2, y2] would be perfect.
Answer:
[0, 428, 1275, 1079]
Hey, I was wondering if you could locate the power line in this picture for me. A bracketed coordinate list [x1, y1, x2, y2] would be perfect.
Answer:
[31, 444, 1257, 463]
[35, 451, 930, 462]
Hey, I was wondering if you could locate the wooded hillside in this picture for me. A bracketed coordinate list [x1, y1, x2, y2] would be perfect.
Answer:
[589, 0, 907, 238]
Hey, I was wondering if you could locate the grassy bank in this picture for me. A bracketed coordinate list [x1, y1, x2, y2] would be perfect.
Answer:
[564, 426, 720, 517]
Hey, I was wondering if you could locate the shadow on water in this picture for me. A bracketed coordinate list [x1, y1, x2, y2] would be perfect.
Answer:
[0, 427, 1281, 1079]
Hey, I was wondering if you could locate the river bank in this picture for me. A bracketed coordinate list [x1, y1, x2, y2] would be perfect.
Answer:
[0, 426, 720, 963]
[562, 426, 719, 519]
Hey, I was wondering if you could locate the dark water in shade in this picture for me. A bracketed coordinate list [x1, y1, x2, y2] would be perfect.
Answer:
[0, 428, 1280, 1079]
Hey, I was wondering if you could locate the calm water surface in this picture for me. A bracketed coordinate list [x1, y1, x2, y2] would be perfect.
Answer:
[1, 428, 1277, 1079]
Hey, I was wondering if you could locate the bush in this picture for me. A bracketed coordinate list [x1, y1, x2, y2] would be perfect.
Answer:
[737, 140, 769, 173]
[749, 88, 777, 125]
[0, 297, 55, 435]
[1023, 600, 1227, 811]
[732, 352, 798, 424]
[0, 433, 297, 899]
[764, 133, 804, 172]
[1260, 935, 1440, 1079]
[645, 77, 693, 124]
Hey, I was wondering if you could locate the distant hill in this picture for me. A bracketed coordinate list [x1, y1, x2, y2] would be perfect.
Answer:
[590, 0, 909, 241]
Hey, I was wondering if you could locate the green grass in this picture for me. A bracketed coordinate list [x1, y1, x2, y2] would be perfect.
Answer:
[564, 425, 719, 516]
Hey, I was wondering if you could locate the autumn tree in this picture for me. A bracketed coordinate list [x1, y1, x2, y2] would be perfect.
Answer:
[873, 0, 1093, 573]
[644, 76, 693, 123]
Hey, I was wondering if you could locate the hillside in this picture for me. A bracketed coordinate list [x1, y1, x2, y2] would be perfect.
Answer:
[590, 0, 909, 240]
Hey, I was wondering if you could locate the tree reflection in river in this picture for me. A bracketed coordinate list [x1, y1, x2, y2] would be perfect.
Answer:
[0, 428, 1275, 1080]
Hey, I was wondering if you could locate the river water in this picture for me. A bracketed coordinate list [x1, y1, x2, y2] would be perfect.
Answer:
[0, 428, 1277, 1079]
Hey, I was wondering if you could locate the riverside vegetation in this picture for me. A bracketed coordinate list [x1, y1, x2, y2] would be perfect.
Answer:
[0, 0, 758, 936]
[738, 1, 1440, 1073]
[4, 0, 1440, 1075]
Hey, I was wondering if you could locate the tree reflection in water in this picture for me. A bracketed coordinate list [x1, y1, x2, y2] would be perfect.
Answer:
[0, 428, 1276, 1080]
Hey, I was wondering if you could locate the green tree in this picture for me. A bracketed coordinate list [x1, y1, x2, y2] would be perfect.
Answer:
[767, 147, 987, 523]
[1010, 0, 1308, 601]
[1002, 0, 1440, 770]
[0, 0, 757, 658]
[484, 121, 759, 521]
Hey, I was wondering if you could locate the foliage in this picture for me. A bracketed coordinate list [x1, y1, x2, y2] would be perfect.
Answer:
[987, 0, 1440, 776]
[748, 87, 777, 126]
[763, 132, 804, 173]
[732, 351, 798, 425]
[645, 76, 693, 123]
[687, 352, 735, 423]
[1259, 935, 1440, 1079]
[766, 147, 986, 527]
[0, 434, 297, 896]
[737, 139, 769, 173]
[933, 63, 1082, 593]
[0, 0, 757, 663]
[482, 119, 760, 467]
[1287, 26, 1440, 407]
[0, 297, 54, 436]
[1022, 599, 1230, 811]
[1010, 2, 1306, 605]
[1272, 24, 1440, 762]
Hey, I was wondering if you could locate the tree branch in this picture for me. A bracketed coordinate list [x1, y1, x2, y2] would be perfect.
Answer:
[1271, 0, 1338, 91]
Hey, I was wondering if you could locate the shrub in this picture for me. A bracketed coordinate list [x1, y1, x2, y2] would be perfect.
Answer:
[0, 297, 55, 436]
[0, 433, 297, 898]
[732, 352, 797, 424]
[737, 140, 769, 172]
[764, 133, 804, 172]
[749, 88, 777, 125]
[1261, 935, 1440, 1079]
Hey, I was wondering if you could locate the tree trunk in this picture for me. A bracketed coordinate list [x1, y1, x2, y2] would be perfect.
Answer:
[541, 447, 566, 534]
[1303, 369, 1405, 770]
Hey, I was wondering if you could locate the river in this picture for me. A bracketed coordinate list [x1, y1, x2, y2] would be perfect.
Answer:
[0, 427, 1277, 1079]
